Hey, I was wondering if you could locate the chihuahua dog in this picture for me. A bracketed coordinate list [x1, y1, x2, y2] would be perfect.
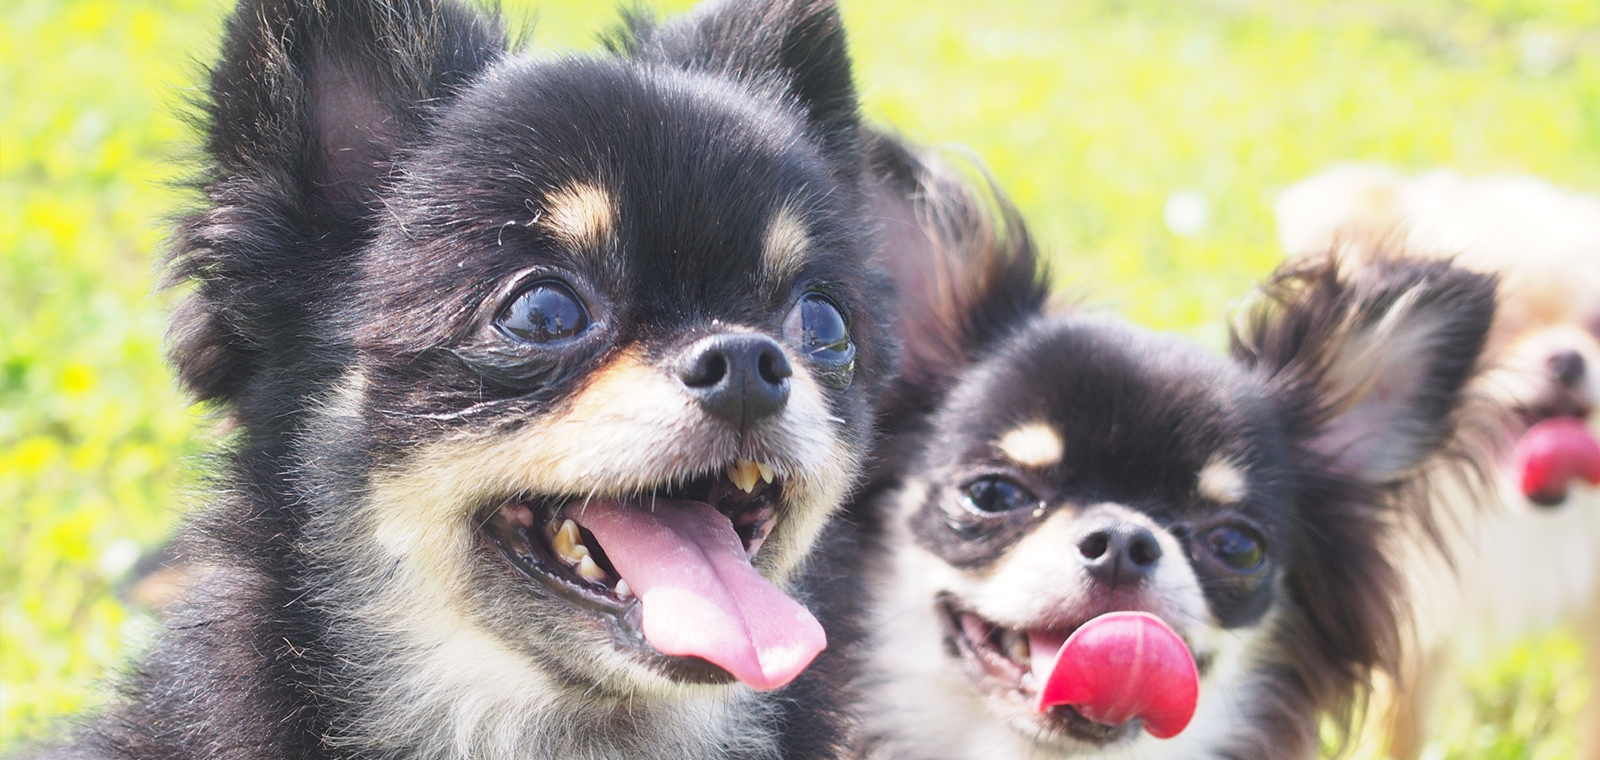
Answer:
[1278, 165, 1600, 759]
[40, 1, 902, 758]
[853, 153, 1497, 759]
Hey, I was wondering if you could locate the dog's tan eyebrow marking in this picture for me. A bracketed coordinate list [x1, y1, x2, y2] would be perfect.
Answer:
[997, 422, 1064, 469]
[541, 181, 616, 250]
[1198, 455, 1248, 503]
[761, 202, 812, 282]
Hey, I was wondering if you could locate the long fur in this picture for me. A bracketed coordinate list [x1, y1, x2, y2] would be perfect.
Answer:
[853, 166, 1496, 759]
[35, 2, 913, 759]
[1277, 165, 1600, 759]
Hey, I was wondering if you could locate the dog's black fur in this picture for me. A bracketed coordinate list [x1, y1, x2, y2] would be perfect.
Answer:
[852, 155, 1498, 758]
[41, 1, 906, 758]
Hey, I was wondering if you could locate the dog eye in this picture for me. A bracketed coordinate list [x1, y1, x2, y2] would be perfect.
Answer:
[959, 476, 1039, 515]
[784, 293, 853, 364]
[496, 281, 589, 344]
[1204, 526, 1265, 571]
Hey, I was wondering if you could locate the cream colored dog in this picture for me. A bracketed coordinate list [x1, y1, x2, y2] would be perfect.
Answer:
[1277, 165, 1600, 758]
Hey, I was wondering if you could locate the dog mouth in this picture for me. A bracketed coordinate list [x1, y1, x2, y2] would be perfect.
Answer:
[481, 458, 824, 690]
[938, 597, 1209, 746]
[1509, 401, 1599, 508]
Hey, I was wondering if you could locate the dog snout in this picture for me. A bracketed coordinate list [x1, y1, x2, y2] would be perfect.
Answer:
[1076, 521, 1162, 586]
[1548, 349, 1586, 389]
[677, 334, 792, 429]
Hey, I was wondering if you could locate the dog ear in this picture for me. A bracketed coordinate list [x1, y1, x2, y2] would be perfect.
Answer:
[866, 135, 1050, 433]
[168, 0, 503, 406]
[1232, 252, 1497, 484]
[618, 0, 859, 160]
[203, 0, 504, 217]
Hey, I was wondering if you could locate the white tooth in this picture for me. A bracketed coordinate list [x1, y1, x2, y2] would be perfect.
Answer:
[755, 461, 775, 484]
[576, 555, 609, 584]
[554, 519, 586, 565]
[615, 579, 633, 599]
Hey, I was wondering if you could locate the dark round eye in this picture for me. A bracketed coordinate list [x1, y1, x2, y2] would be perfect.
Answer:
[496, 281, 589, 344]
[959, 476, 1040, 515]
[1204, 526, 1265, 571]
[783, 293, 853, 364]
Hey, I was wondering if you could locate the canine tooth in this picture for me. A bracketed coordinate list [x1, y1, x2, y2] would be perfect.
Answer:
[615, 579, 633, 599]
[576, 555, 609, 584]
[553, 519, 588, 564]
[729, 460, 759, 493]
[756, 461, 775, 484]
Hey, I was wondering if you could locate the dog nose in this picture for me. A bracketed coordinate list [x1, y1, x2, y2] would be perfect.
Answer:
[1549, 349, 1586, 388]
[1077, 522, 1163, 586]
[677, 334, 792, 429]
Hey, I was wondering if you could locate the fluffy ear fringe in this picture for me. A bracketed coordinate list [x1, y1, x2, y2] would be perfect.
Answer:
[865, 134, 1050, 432]
[1231, 248, 1498, 486]
[165, 0, 505, 407]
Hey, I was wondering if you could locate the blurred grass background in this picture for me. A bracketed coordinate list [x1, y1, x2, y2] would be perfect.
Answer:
[2, 0, 1598, 756]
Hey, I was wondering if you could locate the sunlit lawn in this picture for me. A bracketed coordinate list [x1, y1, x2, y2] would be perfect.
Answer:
[4, 0, 1599, 756]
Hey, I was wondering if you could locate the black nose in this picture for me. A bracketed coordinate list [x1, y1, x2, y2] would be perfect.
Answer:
[677, 334, 792, 429]
[1076, 521, 1163, 586]
[1549, 349, 1586, 388]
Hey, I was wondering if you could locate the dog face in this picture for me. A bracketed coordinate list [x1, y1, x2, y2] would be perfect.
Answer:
[1278, 167, 1600, 511]
[164, 0, 890, 756]
[882, 322, 1295, 752]
[343, 56, 877, 694]
[861, 163, 1495, 759]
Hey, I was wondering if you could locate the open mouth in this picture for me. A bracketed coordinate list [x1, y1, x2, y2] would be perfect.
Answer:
[938, 597, 1208, 745]
[481, 458, 824, 690]
[1509, 397, 1599, 507]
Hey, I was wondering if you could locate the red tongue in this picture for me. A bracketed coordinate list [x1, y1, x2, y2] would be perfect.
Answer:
[571, 498, 825, 691]
[1514, 418, 1600, 506]
[1032, 612, 1199, 740]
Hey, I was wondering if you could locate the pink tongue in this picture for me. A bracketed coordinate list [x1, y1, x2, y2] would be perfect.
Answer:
[1514, 418, 1600, 506]
[571, 498, 826, 691]
[1032, 611, 1199, 740]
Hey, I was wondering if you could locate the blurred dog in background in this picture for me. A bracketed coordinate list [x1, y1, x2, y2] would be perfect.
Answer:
[1278, 165, 1600, 758]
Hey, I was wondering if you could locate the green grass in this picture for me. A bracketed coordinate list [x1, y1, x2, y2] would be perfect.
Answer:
[3, 0, 1597, 755]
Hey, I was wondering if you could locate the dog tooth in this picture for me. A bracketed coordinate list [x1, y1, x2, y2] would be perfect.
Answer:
[576, 555, 609, 584]
[729, 460, 758, 493]
[756, 461, 775, 484]
[615, 579, 633, 599]
[553, 519, 587, 565]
